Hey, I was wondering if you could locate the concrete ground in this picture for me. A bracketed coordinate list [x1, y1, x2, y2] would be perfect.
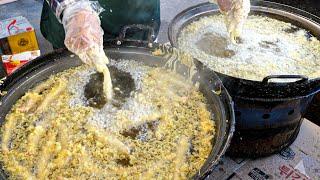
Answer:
[0, 0, 206, 55]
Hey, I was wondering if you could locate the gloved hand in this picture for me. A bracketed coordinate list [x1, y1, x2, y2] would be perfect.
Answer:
[62, 1, 112, 100]
[210, 0, 250, 43]
[62, 0, 109, 67]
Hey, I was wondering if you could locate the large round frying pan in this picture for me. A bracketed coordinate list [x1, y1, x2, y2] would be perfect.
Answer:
[168, 1, 320, 157]
[0, 42, 235, 179]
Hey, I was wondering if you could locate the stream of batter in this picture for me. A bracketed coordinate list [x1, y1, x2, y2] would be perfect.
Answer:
[86, 49, 113, 101]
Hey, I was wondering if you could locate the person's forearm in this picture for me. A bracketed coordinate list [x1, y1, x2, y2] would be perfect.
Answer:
[45, 0, 78, 21]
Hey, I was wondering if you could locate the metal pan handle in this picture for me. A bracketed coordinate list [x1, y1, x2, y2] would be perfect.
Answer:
[117, 24, 155, 47]
[262, 75, 309, 84]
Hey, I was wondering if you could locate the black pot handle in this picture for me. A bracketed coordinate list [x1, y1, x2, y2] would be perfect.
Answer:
[262, 75, 309, 84]
[117, 24, 155, 47]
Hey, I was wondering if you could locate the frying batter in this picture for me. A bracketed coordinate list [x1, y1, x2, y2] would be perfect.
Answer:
[178, 15, 320, 81]
[0, 62, 215, 179]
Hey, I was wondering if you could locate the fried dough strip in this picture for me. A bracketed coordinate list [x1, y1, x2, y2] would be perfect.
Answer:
[119, 112, 161, 132]
[50, 123, 71, 169]
[17, 93, 42, 113]
[57, 123, 69, 150]
[1, 116, 17, 153]
[33, 79, 55, 93]
[6, 154, 36, 180]
[27, 125, 46, 155]
[36, 80, 67, 112]
[36, 131, 58, 179]
[174, 136, 190, 180]
[17, 80, 56, 113]
[52, 149, 71, 170]
[27, 112, 60, 155]
[85, 124, 130, 155]
[142, 161, 166, 179]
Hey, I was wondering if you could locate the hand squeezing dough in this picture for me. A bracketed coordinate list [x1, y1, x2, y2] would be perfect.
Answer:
[210, 0, 251, 43]
[62, 0, 113, 100]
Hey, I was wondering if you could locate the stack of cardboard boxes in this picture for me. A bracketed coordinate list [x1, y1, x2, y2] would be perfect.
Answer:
[0, 16, 40, 77]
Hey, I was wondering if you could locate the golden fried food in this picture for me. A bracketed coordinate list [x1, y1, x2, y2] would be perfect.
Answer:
[0, 64, 215, 180]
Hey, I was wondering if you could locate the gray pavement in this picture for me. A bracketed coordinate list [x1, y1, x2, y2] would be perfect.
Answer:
[0, 0, 206, 54]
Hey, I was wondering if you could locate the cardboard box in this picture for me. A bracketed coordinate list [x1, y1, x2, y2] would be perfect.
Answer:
[0, 16, 39, 55]
[1, 50, 40, 75]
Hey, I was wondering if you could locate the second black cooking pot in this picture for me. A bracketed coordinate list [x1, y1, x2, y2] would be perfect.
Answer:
[168, 1, 320, 157]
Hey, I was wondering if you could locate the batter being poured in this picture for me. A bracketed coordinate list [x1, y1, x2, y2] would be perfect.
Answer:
[62, 1, 113, 100]
[53, 0, 250, 101]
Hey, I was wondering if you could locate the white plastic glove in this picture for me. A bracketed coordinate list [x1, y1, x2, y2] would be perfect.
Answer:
[210, 0, 250, 43]
[62, 0, 112, 100]
[62, 0, 109, 67]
